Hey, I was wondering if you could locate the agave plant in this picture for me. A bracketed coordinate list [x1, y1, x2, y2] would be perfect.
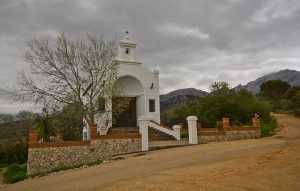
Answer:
[36, 108, 55, 142]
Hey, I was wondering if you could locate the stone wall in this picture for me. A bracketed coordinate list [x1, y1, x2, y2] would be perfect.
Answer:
[198, 128, 261, 144]
[27, 135, 141, 176]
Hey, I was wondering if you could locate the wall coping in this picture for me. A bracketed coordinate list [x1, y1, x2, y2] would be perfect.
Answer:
[198, 131, 226, 136]
[28, 134, 142, 148]
[198, 128, 219, 132]
[29, 141, 91, 148]
[198, 126, 259, 131]
[226, 127, 260, 131]
[198, 126, 260, 136]
[92, 133, 141, 140]
[187, 116, 198, 121]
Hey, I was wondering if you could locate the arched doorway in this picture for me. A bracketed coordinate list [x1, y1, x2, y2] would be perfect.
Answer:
[113, 76, 144, 127]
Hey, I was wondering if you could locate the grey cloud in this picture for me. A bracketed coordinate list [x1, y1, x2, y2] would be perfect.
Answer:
[0, 0, 300, 113]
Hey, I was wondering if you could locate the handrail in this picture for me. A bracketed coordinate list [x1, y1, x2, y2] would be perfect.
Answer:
[150, 120, 173, 131]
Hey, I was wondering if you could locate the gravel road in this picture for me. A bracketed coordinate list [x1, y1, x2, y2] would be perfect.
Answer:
[2, 114, 300, 191]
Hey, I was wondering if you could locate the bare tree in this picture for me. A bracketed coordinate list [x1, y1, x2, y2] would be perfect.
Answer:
[0, 114, 15, 124]
[1, 33, 129, 129]
[17, 110, 36, 122]
[17, 110, 37, 137]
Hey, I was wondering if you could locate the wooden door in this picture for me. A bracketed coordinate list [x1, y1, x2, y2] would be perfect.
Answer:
[113, 97, 137, 127]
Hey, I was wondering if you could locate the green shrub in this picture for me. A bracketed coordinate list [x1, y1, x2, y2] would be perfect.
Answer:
[260, 83, 300, 116]
[260, 119, 277, 137]
[215, 120, 223, 130]
[161, 86, 272, 128]
[3, 163, 27, 184]
[0, 143, 28, 164]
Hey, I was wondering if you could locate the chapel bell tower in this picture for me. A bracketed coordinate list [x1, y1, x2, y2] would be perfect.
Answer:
[117, 31, 137, 62]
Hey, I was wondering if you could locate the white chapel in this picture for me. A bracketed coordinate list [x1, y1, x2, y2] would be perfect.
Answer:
[83, 32, 161, 139]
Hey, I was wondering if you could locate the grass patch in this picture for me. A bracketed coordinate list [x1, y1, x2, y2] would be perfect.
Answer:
[3, 163, 27, 184]
[0, 164, 9, 168]
[260, 119, 277, 137]
[0, 164, 8, 173]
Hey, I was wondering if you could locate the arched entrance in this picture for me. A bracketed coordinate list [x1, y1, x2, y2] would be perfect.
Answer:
[113, 75, 144, 127]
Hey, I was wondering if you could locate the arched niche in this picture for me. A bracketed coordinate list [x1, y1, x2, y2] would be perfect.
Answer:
[114, 75, 144, 96]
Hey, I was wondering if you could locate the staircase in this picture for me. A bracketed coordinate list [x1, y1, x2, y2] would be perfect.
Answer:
[107, 127, 138, 134]
[107, 126, 176, 141]
[148, 127, 176, 141]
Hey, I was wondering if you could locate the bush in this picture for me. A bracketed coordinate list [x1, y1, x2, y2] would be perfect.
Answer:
[3, 163, 27, 184]
[215, 120, 223, 130]
[0, 143, 28, 164]
[161, 87, 272, 128]
[260, 119, 277, 137]
[260, 82, 300, 116]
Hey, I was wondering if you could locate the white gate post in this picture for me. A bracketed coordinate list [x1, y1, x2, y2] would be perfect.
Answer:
[187, 116, 198, 144]
[172, 125, 181, 140]
[138, 116, 150, 151]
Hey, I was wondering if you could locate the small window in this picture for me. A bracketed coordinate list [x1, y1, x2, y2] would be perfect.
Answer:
[125, 48, 130, 54]
[149, 99, 155, 112]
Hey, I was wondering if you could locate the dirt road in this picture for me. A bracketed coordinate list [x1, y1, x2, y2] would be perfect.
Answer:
[2, 114, 300, 191]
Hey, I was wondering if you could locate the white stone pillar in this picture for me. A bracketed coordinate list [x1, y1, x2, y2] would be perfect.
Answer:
[99, 127, 107, 135]
[82, 117, 90, 140]
[82, 94, 90, 140]
[138, 116, 150, 151]
[172, 125, 181, 140]
[187, 116, 198, 144]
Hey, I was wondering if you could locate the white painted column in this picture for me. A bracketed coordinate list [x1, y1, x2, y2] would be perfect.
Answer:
[82, 94, 90, 140]
[187, 116, 198, 144]
[82, 118, 89, 140]
[138, 116, 150, 151]
[172, 125, 181, 140]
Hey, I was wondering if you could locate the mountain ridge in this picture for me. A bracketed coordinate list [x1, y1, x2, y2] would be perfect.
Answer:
[160, 69, 300, 112]
[234, 69, 300, 94]
[160, 88, 208, 112]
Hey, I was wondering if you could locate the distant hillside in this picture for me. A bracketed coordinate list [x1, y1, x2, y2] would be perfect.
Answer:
[160, 88, 208, 112]
[0, 121, 35, 148]
[235, 69, 300, 94]
[0, 113, 18, 125]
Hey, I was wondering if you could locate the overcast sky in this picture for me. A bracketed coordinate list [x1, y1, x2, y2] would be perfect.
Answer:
[1, 0, 300, 113]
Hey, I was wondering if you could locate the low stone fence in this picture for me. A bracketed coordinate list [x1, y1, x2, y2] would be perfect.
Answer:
[185, 116, 261, 144]
[198, 127, 261, 144]
[197, 118, 261, 143]
[27, 132, 141, 176]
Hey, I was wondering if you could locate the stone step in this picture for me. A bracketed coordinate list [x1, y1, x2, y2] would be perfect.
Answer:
[148, 127, 175, 141]
[107, 126, 176, 141]
[108, 127, 139, 134]
[149, 137, 176, 141]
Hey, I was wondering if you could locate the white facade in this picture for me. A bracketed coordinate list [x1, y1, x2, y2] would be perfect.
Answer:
[114, 32, 161, 125]
[83, 32, 160, 139]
